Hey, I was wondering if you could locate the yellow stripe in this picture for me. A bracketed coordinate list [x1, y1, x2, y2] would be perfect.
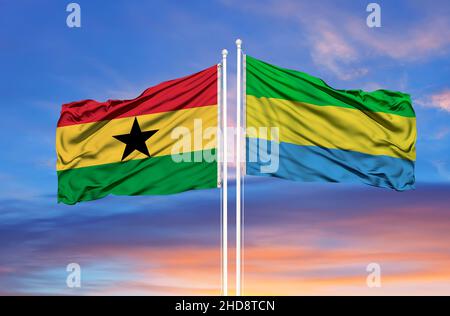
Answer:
[57, 105, 218, 171]
[246, 96, 416, 160]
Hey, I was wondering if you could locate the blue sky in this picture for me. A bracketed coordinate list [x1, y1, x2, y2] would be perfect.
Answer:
[0, 0, 449, 295]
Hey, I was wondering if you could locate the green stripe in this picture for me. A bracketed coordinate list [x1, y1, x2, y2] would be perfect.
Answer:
[245, 55, 415, 118]
[57, 150, 217, 205]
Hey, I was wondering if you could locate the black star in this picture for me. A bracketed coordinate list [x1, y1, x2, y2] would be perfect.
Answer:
[113, 118, 158, 161]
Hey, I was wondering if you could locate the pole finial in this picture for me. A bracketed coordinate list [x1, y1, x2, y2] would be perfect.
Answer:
[236, 39, 242, 48]
[222, 49, 228, 57]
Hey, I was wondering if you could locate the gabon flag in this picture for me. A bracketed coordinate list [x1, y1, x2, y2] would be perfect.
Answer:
[245, 56, 416, 191]
[56, 66, 219, 205]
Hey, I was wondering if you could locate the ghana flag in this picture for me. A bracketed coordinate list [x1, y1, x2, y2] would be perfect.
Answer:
[57, 65, 219, 205]
[245, 56, 416, 191]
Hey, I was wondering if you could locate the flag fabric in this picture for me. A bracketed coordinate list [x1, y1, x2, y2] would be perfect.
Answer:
[57, 66, 219, 205]
[245, 55, 416, 191]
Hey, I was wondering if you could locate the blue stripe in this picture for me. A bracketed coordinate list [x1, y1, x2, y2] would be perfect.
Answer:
[246, 138, 415, 191]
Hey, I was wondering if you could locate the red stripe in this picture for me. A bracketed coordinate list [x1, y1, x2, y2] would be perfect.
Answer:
[57, 65, 218, 127]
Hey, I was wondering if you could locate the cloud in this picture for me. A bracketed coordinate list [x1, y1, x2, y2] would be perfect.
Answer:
[431, 90, 450, 112]
[307, 20, 369, 80]
[416, 89, 450, 112]
[230, 0, 369, 80]
[345, 17, 450, 61]
[222, 0, 450, 79]
[1, 182, 450, 294]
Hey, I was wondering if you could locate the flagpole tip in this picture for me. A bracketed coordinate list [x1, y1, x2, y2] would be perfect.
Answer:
[236, 39, 242, 48]
[222, 49, 228, 57]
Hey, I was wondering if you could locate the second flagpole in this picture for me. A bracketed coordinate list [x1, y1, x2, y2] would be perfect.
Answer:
[235, 39, 243, 296]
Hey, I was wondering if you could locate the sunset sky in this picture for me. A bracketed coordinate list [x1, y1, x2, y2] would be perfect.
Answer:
[1, 0, 449, 295]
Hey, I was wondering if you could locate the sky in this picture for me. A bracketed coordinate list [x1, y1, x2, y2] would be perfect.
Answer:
[0, 0, 449, 295]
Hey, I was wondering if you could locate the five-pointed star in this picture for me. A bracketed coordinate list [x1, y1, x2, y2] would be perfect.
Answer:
[113, 118, 158, 161]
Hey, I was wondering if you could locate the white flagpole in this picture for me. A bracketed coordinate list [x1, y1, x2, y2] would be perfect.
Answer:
[221, 48, 228, 296]
[235, 39, 243, 296]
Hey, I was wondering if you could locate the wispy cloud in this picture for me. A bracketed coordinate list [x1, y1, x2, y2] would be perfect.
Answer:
[345, 16, 450, 61]
[223, 0, 450, 79]
[416, 89, 450, 112]
[222, 0, 369, 79]
[431, 90, 450, 112]
[309, 20, 368, 80]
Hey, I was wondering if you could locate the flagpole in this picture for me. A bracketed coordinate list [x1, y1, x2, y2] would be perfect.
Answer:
[221, 48, 228, 296]
[235, 38, 243, 296]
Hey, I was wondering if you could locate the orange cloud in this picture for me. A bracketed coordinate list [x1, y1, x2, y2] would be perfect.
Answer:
[80, 202, 450, 296]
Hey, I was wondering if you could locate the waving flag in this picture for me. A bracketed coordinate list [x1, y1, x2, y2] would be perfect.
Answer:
[57, 66, 219, 204]
[245, 55, 416, 191]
